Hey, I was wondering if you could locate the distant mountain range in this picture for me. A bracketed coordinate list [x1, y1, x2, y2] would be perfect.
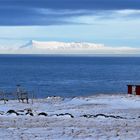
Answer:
[19, 40, 105, 50]
[19, 40, 33, 49]
[0, 40, 139, 55]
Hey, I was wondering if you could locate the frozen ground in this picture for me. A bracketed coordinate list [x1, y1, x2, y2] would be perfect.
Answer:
[0, 94, 140, 140]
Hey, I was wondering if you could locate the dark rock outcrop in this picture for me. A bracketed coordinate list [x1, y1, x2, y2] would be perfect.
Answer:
[56, 113, 74, 118]
[7, 110, 19, 116]
[38, 112, 48, 116]
[82, 114, 126, 119]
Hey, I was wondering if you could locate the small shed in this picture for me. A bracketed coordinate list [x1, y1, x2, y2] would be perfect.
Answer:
[127, 85, 140, 95]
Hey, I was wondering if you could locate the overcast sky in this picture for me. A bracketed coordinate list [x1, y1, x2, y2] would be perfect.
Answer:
[0, 0, 140, 52]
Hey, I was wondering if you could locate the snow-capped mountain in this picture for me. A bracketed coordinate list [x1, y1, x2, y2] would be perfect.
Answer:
[19, 40, 33, 49]
[0, 40, 139, 55]
[20, 40, 105, 50]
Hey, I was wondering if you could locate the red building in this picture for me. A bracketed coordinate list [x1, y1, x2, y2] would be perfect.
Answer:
[127, 85, 140, 95]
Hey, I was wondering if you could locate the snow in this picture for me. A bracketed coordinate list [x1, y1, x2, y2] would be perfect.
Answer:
[17, 40, 140, 55]
[0, 94, 140, 139]
[0, 40, 140, 55]
[32, 40, 105, 50]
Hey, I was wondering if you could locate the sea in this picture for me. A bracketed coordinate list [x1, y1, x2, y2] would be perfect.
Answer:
[0, 55, 140, 98]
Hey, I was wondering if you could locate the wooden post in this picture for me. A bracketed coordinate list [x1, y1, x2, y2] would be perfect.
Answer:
[31, 90, 34, 104]
[3, 91, 6, 104]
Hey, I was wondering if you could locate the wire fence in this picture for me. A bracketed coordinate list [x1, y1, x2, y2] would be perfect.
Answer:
[0, 86, 39, 104]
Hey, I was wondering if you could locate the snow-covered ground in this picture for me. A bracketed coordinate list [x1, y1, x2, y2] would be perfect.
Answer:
[0, 94, 140, 140]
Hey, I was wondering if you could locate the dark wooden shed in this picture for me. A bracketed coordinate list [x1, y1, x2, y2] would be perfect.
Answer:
[127, 85, 140, 95]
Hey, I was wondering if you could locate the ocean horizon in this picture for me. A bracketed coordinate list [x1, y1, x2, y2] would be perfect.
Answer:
[0, 55, 139, 98]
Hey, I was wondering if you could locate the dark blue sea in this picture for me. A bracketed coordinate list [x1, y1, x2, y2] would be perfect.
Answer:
[0, 55, 139, 98]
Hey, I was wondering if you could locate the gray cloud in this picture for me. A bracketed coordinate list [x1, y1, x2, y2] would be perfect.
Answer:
[0, 0, 140, 25]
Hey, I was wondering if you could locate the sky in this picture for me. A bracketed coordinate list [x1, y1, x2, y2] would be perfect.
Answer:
[0, 0, 140, 54]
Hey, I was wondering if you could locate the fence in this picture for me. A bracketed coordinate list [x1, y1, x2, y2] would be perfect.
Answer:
[0, 86, 36, 104]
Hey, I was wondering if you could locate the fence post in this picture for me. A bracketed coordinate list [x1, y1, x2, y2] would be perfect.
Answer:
[3, 91, 6, 104]
[31, 91, 34, 104]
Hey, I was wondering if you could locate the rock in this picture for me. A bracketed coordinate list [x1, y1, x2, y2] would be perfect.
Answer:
[0, 111, 4, 115]
[56, 113, 74, 118]
[38, 112, 48, 116]
[82, 114, 126, 119]
[24, 108, 32, 113]
[7, 110, 19, 116]
[26, 112, 34, 116]
[82, 114, 94, 118]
